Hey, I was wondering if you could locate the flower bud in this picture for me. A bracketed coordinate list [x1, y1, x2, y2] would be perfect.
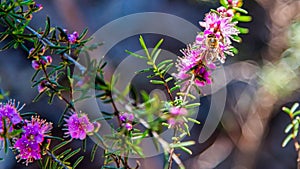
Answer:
[31, 60, 40, 70]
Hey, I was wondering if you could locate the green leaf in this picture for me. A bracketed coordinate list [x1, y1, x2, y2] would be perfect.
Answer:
[73, 156, 84, 169]
[59, 148, 72, 158]
[179, 146, 193, 155]
[20, 111, 37, 117]
[90, 144, 98, 162]
[92, 116, 113, 122]
[291, 103, 299, 113]
[232, 35, 242, 43]
[63, 148, 81, 161]
[220, 0, 228, 8]
[43, 17, 51, 38]
[157, 59, 173, 68]
[170, 85, 180, 92]
[58, 106, 69, 127]
[294, 110, 300, 117]
[125, 50, 146, 60]
[233, 7, 248, 14]
[282, 107, 291, 115]
[150, 80, 165, 85]
[236, 15, 252, 22]
[135, 68, 154, 74]
[152, 48, 161, 64]
[230, 47, 239, 55]
[78, 28, 88, 40]
[282, 134, 293, 147]
[237, 27, 249, 34]
[139, 35, 151, 59]
[53, 141, 70, 152]
[131, 144, 144, 158]
[49, 45, 67, 50]
[151, 38, 164, 57]
[0, 32, 9, 42]
[165, 77, 173, 83]
[170, 141, 195, 148]
[161, 63, 174, 76]
[185, 103, 201, 109]
[1, 40, 15, 51]
[187, 118, 201, 124]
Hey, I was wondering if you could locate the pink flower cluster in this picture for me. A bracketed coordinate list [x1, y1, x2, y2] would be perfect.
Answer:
[168, 107, 188, 127]
[29, 47, 53, 70]
[31, 55, 52, 70]
[0, 100, 23, 137]
[119, 112, 134, 131]
[14, 116, 52, 165]
[64, 112, 100, 140]
[175, 5, 239, 88]
[68, 31, 79, 44]
[62, 29, 79, 44]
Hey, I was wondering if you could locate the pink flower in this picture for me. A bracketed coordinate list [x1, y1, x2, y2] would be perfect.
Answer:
[124, 123, 133, 131]
[31, 56, 52, 70]
[68, 32, 79, 44]
[119, 112, 134, 122]
[0, 100, 23, 137]
[31, 60, 40, 70]
[228, 0, 242, 7]
[40, 56, 52, 66]
[14, 116, 52, 165]
[23, 116, 53, 144]
[64, 112, 100, 140]
[167, 107, 188, 127]
[119, 112, 134, 131]
[37, 80, 47, 93]
[217, 7, 234, 17]
[14, 137, 41, 165]
[170, 107, 188, 116]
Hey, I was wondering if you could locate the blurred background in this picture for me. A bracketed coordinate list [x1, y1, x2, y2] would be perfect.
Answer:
[1, 0, 300, 168]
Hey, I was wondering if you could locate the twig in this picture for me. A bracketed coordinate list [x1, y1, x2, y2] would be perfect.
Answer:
[46, 150, 69, 169]
[16, 20, 87, 74]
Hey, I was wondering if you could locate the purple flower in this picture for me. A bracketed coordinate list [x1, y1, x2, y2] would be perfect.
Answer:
[14, 116, 52, 165]
[68, 32, 79, 44]
[31, 56, 52, 70]
[40, 56, 52, 66]
[193, 65, 212, 87]
[14, 137, 41, 165]
[170, 107, 188, 116]
[0, 100, 23, 138]
[23, 116, 53, 144]
[37, 80, 47, 93]
[199, 12, 239, 58]
[228, 0, 242, 7]
[35, 3, 43, 11]
[124, 123, 133, 131]
[119, 112, 134, 131]
[0, 101, 23, 125]
[119, 112, 134, 122]
[167, 107, 189, 127]
[31, 60, 40, 70]
[217, 7, 234, 17]
[64, 112, 100, 140]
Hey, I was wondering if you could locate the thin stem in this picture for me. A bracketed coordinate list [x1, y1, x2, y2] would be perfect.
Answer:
[183, 74, 195, 102]
[168, 127, 178, 169]
[41, 64, 75, 111]
[154, 64, 174, 101]
[46, 150, 69, 169]
[289, 115, 300, 169]
[16, 20, 87, 73]
[139, 118, 184, 169]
